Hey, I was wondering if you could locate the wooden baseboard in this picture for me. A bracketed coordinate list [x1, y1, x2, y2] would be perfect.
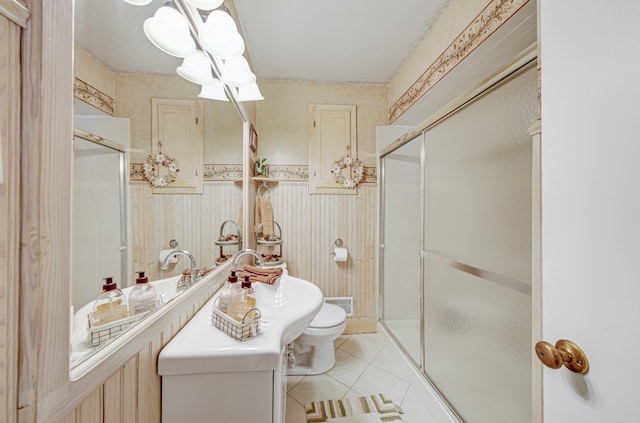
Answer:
[344, 318, 377, 334]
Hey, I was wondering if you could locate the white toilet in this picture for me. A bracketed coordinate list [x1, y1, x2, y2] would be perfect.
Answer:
[287, 302, 347, 375]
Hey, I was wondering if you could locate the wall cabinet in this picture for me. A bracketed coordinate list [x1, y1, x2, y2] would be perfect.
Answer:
[152, 98, 204, 194]
[308, 104, 357, 195]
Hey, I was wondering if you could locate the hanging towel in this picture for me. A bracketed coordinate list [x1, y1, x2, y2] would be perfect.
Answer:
[259, 197, 274, 235]
[254, 197, 262, 232]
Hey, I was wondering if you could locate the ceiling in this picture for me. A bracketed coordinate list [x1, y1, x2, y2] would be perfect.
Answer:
[75, 0, 451, 84]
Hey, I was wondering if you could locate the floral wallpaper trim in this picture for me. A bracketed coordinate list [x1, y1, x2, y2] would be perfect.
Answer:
[267, 165, 309, 181]
[389, 0, 530, 123]
[74, 77, 115, 116]
[203, 164, 243, 181]
[131, 163, 377, 183]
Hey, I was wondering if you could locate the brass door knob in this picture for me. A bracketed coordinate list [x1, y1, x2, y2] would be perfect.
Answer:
[535, 339, 589, 374]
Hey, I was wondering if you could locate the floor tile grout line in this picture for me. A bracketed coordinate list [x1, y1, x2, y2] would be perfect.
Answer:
[285, 334, 425, 423]
[368, 346, 412, 384]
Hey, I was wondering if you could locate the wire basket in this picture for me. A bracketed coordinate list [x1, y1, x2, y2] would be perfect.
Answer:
[211, 298, 261, 341]
[87, 312, 148, 347]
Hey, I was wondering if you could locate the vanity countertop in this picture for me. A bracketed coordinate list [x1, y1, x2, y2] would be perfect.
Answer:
[158, 272, 323, 376]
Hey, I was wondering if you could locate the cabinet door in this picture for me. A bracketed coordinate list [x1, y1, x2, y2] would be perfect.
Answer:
[152, 98, 204, 194]
[308, 104, 357, 195]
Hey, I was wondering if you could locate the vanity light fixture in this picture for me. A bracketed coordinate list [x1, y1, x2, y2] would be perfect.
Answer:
[199, 10, 245, 59]
[221, 56, 256, 87]
[185, 0, 224, 10]
[177, 50, 215, 85]
[123, 0, 153, 5]
[122, 0, 263, 102]
[198, 79, 229, 101]
[143, 5, 196, 58]
[236, 82, 264, 102]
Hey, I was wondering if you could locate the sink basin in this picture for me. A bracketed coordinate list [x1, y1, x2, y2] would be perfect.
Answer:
[158, 272, 323, 375]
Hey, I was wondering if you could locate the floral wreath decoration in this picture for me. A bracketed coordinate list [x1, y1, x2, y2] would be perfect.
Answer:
[331, 155, 364, 189]
[143, 151, 179, 188]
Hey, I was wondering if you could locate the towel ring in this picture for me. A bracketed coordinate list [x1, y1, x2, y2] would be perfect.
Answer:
[257, 182, 270, 199]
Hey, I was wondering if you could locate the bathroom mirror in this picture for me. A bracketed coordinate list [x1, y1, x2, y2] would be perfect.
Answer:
[71, 0, 246, 368]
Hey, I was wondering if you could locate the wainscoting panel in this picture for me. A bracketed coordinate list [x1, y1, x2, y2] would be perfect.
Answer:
[52, 270, 228, 423]
[131, 179, 377, 320]
[130, 182, 242, 281]
[267, 183, 377, 320]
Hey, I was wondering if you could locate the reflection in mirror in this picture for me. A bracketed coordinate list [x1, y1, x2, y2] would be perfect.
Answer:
[71, 0, 246, 368]
[71, 131, 128, 314]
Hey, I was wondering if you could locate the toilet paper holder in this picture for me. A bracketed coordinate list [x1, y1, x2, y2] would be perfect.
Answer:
[331, 239, 348, 262]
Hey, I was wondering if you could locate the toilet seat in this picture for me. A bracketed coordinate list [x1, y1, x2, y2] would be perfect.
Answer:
[309, 303, 346, 329]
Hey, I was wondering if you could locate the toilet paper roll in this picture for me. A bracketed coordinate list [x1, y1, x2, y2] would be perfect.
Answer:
[333, 247, 348, 262]
[159, 249, 178, 265]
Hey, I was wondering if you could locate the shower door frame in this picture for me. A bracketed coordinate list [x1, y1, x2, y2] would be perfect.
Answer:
[378, 47, 540, 421]
[378, 131, 426, 370]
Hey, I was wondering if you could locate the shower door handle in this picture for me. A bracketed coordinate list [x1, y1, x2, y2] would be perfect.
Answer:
[535, 339, 589, 374]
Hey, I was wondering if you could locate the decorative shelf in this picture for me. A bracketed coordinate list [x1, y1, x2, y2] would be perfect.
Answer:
[233, 177, 279, 185]
[253, 176, 278, 185]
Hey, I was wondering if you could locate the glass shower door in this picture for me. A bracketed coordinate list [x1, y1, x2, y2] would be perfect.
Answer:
[380, 136, 422, 366]
[422, 65, 536, 421]
[72, 136, 127, 312]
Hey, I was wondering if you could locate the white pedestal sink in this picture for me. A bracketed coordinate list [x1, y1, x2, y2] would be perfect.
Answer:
[158, 272, 323, 423]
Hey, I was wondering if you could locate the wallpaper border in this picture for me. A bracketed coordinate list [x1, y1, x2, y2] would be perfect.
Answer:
[389, 0, 530, 123]
[131, 163, 377, 184]
[74, 77, 115, 116]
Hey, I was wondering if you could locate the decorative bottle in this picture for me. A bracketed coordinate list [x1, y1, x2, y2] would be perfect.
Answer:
[91, 277, 128, 326]
[218, 270, 241, 313]
[128, 271, 158, 315]
[230, 274, 257, 322]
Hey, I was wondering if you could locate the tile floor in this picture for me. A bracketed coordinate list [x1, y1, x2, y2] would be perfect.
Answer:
[285, 332, 437, 422]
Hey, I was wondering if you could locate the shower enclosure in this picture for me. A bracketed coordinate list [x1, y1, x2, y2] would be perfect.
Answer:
[379, 62, 537, 422]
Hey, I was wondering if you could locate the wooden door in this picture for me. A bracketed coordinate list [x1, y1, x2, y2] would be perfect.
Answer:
[308, 104, 357, 194]
[152, 98, 204, 194]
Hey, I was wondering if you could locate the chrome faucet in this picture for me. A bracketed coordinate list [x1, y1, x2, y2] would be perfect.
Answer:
[161, 249, 200, 288]
[231, 249, 264, 272]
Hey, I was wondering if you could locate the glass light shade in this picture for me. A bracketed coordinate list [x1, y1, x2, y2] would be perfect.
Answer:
[199, 25, 245, 59]
[186, 0, 224, 11]
[177, 50, 214, 85]
[204, 10, 238, 32]
[198, 80, 229, 101]
[123, 0, 153, 5]
[221, 56, 256, 87]
[143, 6, 196, 58]
[237, 83, 264, 102]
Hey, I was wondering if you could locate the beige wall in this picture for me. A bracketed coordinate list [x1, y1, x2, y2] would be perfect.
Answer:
[115, 73, 244, 164]
[75, 47, 116, 99]
[388, 0, 489, 108]
[255, 79, 387, 167]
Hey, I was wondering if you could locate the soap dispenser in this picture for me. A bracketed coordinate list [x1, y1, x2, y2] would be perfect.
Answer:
[128, 271, 158, 315]
[217, 270, 241, 313]
[230, 274, 257, 322]
[91, 277, 128, 326]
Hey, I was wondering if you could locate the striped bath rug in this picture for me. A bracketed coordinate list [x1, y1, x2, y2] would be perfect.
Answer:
[305, 393, 406, 422]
